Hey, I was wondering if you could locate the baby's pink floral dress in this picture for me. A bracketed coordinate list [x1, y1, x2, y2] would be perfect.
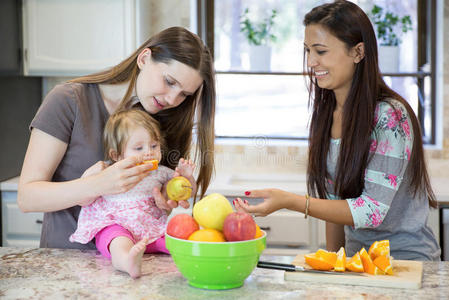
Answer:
[70, 166, 173, 244]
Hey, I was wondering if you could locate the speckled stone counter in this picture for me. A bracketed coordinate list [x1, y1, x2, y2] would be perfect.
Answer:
[1, 247, 448, 299]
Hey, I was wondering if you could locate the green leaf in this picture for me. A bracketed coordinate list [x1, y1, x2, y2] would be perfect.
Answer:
[239, 8, 277, 46]
[368, 4, 412, 46]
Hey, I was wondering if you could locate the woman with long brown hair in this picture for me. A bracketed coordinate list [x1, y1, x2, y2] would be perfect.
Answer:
[236, 1, 440, 261]
[18, 27, 215, 252]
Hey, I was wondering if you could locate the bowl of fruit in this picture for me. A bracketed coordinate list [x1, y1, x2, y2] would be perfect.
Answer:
[165, 193, 266, 290]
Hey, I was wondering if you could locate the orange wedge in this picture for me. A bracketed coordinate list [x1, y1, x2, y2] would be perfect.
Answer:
[334, 247, 346, 272]
[360, 248, 385, 275]
[373, 255, 394, 275]
[315, 249, 337, 266]
[304, 254, 334, 271]
[346, 252, 364, 272]
[368, 240, 390, 260]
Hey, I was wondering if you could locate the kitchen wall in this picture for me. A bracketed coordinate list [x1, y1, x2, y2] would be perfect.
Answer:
[146, 0, 191, 36]
[41, 0, 449, 179]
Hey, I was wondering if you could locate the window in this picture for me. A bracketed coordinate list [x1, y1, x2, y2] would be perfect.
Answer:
[197, 0, 437, 143]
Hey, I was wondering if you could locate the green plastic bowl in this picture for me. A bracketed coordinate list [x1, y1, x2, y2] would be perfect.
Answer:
[165, 232, 266, 290]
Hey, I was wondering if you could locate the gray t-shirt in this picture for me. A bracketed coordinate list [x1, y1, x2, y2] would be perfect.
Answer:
[326, 100, 440, 261]
[31, 82, 108, 249]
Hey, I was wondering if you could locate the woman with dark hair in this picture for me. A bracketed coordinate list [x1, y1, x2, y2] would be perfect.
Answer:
[18, 27, 216, 252]
[235, 1, 440, 261]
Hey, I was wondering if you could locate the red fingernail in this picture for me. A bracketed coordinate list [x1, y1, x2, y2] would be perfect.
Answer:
[244, 199, 248, 204]
[233, 199, 236, 205]
[245, 191, 251, 196]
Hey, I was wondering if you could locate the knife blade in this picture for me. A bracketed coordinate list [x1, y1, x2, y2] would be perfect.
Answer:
[257, 261, 364, 276]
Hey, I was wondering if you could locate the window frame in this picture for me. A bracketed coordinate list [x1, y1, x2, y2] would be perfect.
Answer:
[197, 0, 437, 144]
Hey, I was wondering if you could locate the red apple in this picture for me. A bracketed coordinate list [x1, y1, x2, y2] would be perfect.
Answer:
[223, 212, 257, 241]
[167, 214, 199, 240]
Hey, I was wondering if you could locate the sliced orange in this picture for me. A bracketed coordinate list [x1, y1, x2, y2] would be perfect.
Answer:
[334, 247, 346, 272]
[136, 159, 159, 171]
[373, 255, 394, 275]
[304, 254, 334, 271]
[187, 229, 226, 242]
[315, 249, 337, 266]
[368, 240, 390, 260]
[346, 252, 364, 273]
[359, 248, 385, 275]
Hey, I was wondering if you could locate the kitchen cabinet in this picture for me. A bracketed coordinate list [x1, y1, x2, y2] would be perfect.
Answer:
[22, 0, 152, 76]
[1, 178, 42, 247]
[254, 211, 309, 247]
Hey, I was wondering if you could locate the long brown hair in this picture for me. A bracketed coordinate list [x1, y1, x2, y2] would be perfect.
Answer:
[304, 1, 436, 208]
[70, 27, 215, 199]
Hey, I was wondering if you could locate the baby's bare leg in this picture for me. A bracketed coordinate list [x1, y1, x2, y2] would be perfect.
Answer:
[109, 236, 148, 278]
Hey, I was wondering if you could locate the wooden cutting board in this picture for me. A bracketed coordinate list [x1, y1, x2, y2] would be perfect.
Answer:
[284, 254, 423, 289]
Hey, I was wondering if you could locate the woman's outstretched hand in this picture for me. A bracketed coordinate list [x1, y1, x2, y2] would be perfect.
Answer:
[233, 188, 294, 217]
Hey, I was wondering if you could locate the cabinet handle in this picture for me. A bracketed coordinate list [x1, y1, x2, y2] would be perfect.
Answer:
[260, 226, 271, 231]
[36, 220, 43, 224]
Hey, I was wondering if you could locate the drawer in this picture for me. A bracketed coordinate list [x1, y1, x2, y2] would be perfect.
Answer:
[255, 210, 309, 246]
[4, 202, 43, 236]
[4, 238, 40, 248]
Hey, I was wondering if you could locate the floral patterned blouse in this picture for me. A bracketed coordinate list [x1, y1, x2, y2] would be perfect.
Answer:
[326, 99, 440, 260]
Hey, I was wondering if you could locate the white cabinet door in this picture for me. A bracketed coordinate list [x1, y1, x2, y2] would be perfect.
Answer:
[1, 189, 43, 247]
[22, 0, 150, 76]
[255, 211, 310, 247]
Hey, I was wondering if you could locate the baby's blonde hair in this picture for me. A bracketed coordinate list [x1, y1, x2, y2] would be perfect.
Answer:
[103, 109, 164, 161]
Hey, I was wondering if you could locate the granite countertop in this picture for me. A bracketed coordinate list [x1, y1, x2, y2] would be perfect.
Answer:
[1, 247, 448, 300]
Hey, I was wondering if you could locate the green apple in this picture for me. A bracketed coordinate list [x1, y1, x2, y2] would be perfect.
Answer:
[166, 176, 192, 201]
[193, 193, 234, 230]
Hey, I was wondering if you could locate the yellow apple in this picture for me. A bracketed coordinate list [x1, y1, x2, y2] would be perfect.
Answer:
[166, 176, 192, 201]
[193, 193, 234, 230]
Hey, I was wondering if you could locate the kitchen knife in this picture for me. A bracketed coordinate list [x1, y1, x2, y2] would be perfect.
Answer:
[257, 261, 364, 276]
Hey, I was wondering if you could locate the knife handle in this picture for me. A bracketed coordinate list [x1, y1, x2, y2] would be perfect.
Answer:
[257, 261, 297, 271]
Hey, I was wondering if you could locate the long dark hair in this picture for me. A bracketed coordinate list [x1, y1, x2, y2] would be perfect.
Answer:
[304, 1, 436, 207]
[70, 27, 215, 199]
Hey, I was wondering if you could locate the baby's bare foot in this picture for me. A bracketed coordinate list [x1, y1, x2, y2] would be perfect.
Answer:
[127, 238, 148, 278]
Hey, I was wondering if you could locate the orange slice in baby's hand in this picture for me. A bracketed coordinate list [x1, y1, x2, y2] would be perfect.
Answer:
[334, 247, 346, 272]
[346, 252, 364, 273]
[137, 159, 158, 171]
[304, 253, 334, 271]
[373, 255, 394, 275]
[368, 240, 390, 260]
[359, 248, 385, 275]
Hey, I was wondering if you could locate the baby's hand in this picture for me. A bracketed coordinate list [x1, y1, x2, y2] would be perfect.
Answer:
[174, 158, 195, 178]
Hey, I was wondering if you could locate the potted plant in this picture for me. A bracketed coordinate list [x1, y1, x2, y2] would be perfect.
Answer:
[240, 8, 277, 71]
[369, 4, 412, 73]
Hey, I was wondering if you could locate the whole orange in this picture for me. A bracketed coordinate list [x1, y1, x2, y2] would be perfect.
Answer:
[188, 228, 226, 242]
